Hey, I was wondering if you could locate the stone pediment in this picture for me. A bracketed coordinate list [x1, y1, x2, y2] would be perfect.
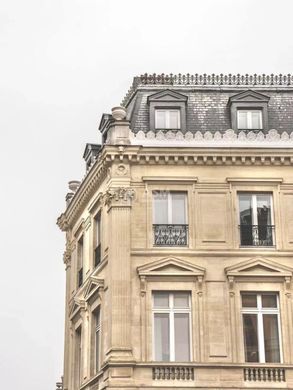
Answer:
[137, 256, 205, 278]
[69, 298, 85, 318]
[228, 89, 270, 105]
[84, 277, 104, 301]
[225, 257, 293, 279]
[147, 89, 188, 103]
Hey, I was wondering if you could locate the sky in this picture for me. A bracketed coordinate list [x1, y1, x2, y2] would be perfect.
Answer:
[0, 0, 292, 389]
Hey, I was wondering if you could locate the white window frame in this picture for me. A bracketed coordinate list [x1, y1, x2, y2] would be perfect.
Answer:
[155, 109, 181, 129]
[152, 292, 192, 362]
[241, 292, 282, 363]
[153, 191, 187, 224]
[95, 308, 101, 372]
[238, 193, 275, 246]
[237, 109, 263, 130]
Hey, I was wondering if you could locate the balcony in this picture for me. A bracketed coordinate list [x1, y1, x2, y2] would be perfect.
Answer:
[239, 225, 275, 247]
[153, 224, 188, 246]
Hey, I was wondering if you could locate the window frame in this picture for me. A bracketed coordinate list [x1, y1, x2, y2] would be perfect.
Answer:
[93, 211, 102, 267]
[77, 235, 84, 287]
[237, 109, 263, 130]
[241, 292, 283, 363]
[152, 291, 192, 362]
[238, 192, 275, 247]
[155, 109, 181, 130]
[94, 307, 101, 373]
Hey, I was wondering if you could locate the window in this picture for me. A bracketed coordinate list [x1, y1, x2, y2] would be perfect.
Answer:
[94, 213, 101, 267]
[241, 293, 281, 363]
[153, 191, 188, 246]
[237, 109, 263, 130]
[153, 292, 191, 362]
[75, 326, 82, 388]
[155, 109, 180, 129]
[239, 193, 274, 246]
[77, 236, 84, 287]
[95, 308, 101, 372]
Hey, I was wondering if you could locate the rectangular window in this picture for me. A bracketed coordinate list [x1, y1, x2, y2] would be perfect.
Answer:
[153, 292, 191, 361]
[237, 110, 263, 130]
[155, 109, 180, 129]
[77, 236, 84, 287]
[75, 327, 82, 388]
[94, 213, 101, 267]
[241, 293, 281, 363]
[95, 308, 101, 372]
[153, 191, 188, 246]
[238, 193, 274, 246]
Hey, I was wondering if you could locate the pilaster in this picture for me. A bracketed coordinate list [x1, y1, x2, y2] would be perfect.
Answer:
[105, 187, 135, 362]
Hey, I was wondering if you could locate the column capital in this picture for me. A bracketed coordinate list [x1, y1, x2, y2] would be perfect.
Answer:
[104, 187, 135, 209]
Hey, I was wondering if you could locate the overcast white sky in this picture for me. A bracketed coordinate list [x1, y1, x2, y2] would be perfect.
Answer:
[0, 1, 292, 389]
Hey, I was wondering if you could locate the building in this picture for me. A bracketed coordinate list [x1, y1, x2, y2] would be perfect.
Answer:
[57, 73, 293, 390]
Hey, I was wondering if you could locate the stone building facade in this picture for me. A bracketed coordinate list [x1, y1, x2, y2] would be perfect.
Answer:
[57, 73, 293, 390]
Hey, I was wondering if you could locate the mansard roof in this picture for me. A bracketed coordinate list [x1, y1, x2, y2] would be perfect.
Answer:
[120, 74, 293, 135]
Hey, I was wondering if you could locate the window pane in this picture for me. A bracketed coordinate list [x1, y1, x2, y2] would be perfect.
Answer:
[242, 294, 257, 308]
[238, 111, 248, 129]
[153, 192, 168, 224]
[95, 214, 101, 245]
[174, 313, 190, 361]
[256, 195, 272, 225]
[154, 313, 170, 361]
[154, 292, 169, 308]
[239, 194, 253, 246]
[95, 329, 100, 370]
[251, 111, 262, 129]
[239, 194, 253, 225]
[155, 110, 166, 128]
[171, 193, 186, 224]
[262, 294, 277, 308]
[174, 292, 190, 308]
[243, 314, 259, 362]
[169, 110, 180, 129]
[263, 314, 280, 363]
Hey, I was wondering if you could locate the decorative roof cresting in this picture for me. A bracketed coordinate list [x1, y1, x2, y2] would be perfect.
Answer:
[121, 73, 293, 106]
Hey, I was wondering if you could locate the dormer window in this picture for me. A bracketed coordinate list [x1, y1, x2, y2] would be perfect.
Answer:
[228, 90, 270, 132]
[148, 89, 188, 132]
[237, 109, 263, 130]
[155, 109, 180, 129]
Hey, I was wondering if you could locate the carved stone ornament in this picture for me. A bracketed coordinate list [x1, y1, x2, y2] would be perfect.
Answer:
[115, 164, 128, 176]
[104, 187, 135, 207]
[57, 213, 69, 231]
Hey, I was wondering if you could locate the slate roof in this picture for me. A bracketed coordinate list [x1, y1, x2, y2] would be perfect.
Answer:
[119, 74, 293, 134]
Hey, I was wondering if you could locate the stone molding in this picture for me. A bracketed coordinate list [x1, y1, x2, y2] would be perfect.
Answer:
[57, 144, 293, 232]
[225, 257, 293, 289]
[130, 129, 293, 148]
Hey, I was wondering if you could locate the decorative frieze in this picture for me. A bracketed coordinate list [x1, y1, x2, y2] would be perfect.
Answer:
[131, 129, 293, 147]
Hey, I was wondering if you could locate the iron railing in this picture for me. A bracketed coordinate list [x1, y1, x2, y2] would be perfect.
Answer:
[153, 224, 188, 246]
[239, 225, 275, 246]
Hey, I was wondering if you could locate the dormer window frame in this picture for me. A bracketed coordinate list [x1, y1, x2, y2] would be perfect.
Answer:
[228, 90, 270, 132]
[148, 89, 188, 132]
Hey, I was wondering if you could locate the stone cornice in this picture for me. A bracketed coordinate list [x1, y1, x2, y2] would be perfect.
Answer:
[57, 145, 293, 230]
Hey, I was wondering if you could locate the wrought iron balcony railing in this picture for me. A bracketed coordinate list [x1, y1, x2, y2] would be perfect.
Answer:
[239, 224, 275, 246]
[153, 224, 188, 246]
[94, 244, 101, 267]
